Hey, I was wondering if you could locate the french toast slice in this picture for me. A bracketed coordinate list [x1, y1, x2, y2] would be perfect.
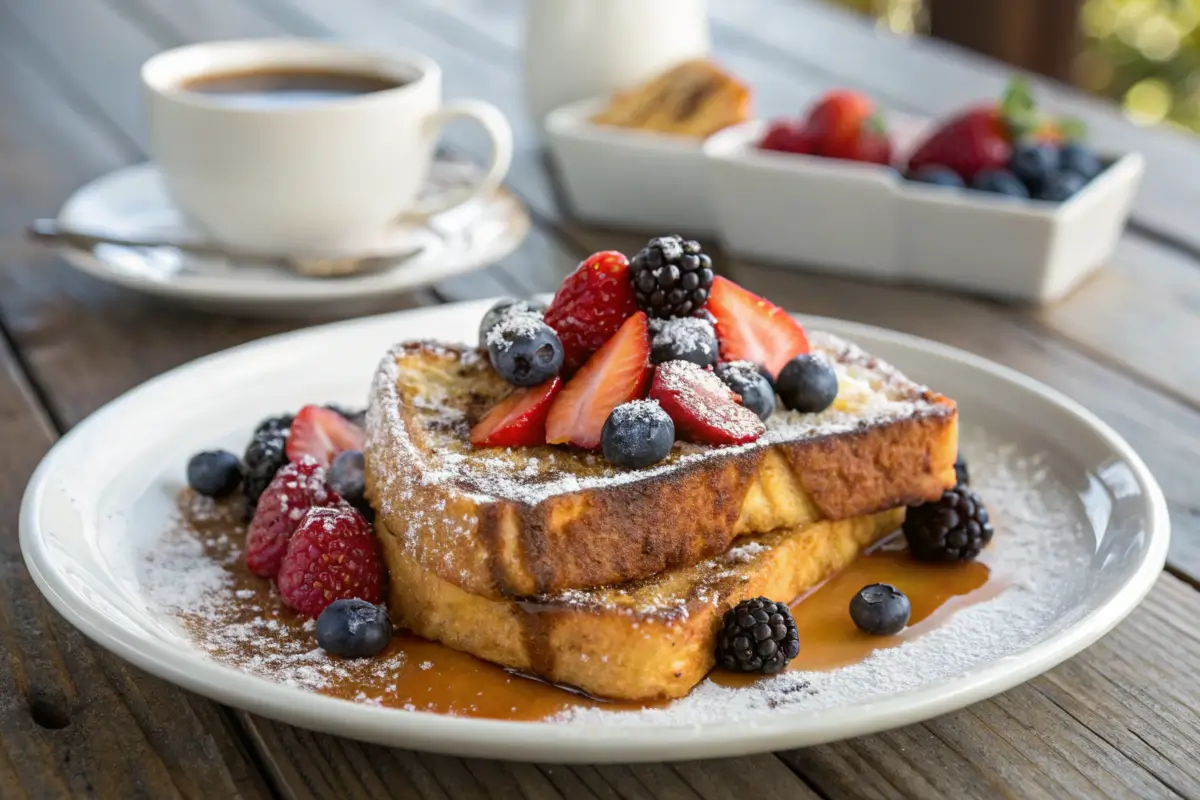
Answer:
[590, 59, 753, 139]
[382, 507, 904, 701]
[365, 331, 957, 599]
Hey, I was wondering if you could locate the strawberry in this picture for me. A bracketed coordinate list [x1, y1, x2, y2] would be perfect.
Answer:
[285, 404, 366, 469]
[758, 119, 818, 155]
[545, 311, 652, 450]
[649, 361, 765, 446]
[244, 458, 337, 578]
[707, 276, 810, 379]
[543, 251, 639, 373]
[470, 377, 562, 447]
[277, 504, 383, 618]
[906, 78, 1037, 181]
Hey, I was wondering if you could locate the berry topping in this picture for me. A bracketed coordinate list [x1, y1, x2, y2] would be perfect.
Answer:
[286, 405, 366, 469]
[1008, 140, 1060, 194]
[328, 449, 370, 519]
[903, 485, 994, 563]
[907, 78, 1037, 182]
[954, 456, 970, 487]
[245, 458, 335, 579]
[486, 314, 564, 387]
[601, 400, 675, 469]
[470, 377, 562, 448]
[758, 118, 817, 155]
[707, 276, 810, 379]
[629, 236, 714, 319]
[649, 316, 719, 368]
[849, 583, 911, 636]
[776, 354, 839, 414]
[1037, 170, 1088, 202]
[715, 361, 776, 421]
[716, 597, 800, 674]
[545, 312, 652, 450]
[543, 251, 639, 373]
[242, 415, 292, 511]
[907, 165, 965, 187]
[649, 360, 766, 446]
[316, 598, 393, 658]
[478, 297, 546, 349]
[325, 404, 367, 428]
[971, 168, 1030, 199]
[804, 90, 892, 164]
[277, 504, 383, 619]
[1059, 142, 1103, 181]
[186, 450, 242, 498]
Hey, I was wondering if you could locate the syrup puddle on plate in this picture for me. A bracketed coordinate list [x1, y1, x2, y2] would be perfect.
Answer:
[156, 492, 1004, 722]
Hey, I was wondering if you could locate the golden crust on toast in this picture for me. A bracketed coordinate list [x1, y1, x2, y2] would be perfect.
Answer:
[590, 59, 752, 138]
[364, 332, 957, 599]
[382, 508, 904, 701]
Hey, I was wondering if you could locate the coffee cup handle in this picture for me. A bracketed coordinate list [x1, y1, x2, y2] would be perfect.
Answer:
[404, 100, 513, 219]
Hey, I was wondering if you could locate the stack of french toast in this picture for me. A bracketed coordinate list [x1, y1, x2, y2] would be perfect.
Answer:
[366, 237, 959, 701]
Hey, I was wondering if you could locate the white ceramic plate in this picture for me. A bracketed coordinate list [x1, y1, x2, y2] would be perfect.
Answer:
[20, 301, 1168, 762]
[53, 163, 530, 318]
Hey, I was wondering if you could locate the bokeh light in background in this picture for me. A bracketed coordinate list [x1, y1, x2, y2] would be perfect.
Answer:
[828, 0, 1200, 133]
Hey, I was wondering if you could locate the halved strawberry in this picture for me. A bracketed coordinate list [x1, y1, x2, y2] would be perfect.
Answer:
[470, 378, 562, 448]
[285, 404, 366, 468]
[543, 251, 639, 374]
[650, 361, 765, 446]
[707, 276, 810, 378]
[545, 312, 652, 449]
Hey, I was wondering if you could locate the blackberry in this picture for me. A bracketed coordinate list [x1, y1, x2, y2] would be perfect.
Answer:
[242, 415, 292, 512]
[629, 235, 714, 319]
[903, 485, 993, 563]
[716, 597, 800, 674]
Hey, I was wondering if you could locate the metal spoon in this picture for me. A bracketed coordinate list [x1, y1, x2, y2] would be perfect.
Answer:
[27, 219, 425, 278]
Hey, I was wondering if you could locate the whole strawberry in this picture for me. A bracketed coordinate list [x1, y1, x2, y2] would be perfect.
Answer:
[805, 90, 892, 164]
[277, 504, 384, 618]
[906, 78, 1037, 182]
[244, 458, 336, 578]
[543, 251, 639, 374]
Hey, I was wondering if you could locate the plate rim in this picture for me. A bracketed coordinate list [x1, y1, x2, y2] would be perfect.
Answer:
[54, 162, 530, 304]
[19, 302, 1170, 763]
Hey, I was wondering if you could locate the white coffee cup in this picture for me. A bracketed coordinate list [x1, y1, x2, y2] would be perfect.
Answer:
[142, 39, 513, 252]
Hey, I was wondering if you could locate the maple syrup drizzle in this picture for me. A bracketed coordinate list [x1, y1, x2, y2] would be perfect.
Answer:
[175, 497, 1000, 722]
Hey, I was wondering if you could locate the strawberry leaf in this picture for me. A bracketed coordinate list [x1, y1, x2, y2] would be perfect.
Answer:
[999, 76, 1038, 141]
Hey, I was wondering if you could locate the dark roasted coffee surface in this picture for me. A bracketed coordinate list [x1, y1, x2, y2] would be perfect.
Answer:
[180, 68, 402, 108]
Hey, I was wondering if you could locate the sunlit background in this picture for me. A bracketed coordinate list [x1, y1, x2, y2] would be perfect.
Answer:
[831, 0, 1200, 133]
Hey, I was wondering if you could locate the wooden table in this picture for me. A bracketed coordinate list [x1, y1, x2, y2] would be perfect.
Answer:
[2, 0, 1198, 797]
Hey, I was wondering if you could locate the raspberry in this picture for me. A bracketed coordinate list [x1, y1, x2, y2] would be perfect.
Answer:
[244, 458, 335, 578]
[277, 504, 383, 619]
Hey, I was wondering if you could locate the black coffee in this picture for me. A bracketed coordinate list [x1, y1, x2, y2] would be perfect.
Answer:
[181, 68, 404, 108]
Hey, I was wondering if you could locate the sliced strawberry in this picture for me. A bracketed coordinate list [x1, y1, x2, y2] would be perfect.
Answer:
[707, 276, 810, 378]
[470, 378, 562, 447]
[543, 251, 639, 373]
[649, 361, 765, 446]
[285, 404, 366, 468]
[545, 312, 652, 449]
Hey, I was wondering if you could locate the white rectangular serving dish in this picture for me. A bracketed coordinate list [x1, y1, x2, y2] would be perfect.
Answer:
[545, 96, 717, 235]
[704, 120, 1144, 303]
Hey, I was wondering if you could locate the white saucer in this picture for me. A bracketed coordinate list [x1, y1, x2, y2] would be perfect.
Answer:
[53, 163, 530, 317]
[20, 301, 1168, 762]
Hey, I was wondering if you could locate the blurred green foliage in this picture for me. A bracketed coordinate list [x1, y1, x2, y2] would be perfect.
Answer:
[830, 0, 1200, 133]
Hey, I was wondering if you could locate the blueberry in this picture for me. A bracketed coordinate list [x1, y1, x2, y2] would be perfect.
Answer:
[850, 583, 911, 636]
[907, 165, 964, 188]
[1038, 169, 1088, 202]
[478, 298, 546, 349]
[1060, 142, 1103, 181]
[316, 599, 393, 658]
[776, 355, 838, 413]
[954, 455, 970, 487]
[715, 361, 776, 421]
[601, 400, 675, 469]
[486, 315, 563, 387]
[971, 169, 1030, 199]
[186, 450, 242, 498]
[1007, 140, 1060, 194]
[329, 450, 369, 517]
[649, 317, 718, 368]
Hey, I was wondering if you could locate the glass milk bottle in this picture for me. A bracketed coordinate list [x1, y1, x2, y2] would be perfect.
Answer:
[522, 0, 710, 131]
